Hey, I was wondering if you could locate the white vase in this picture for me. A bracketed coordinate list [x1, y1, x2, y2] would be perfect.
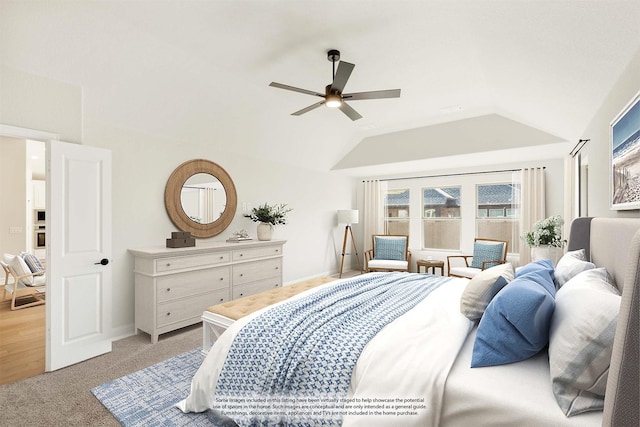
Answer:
[530, 245, 562, 266]
[256, 222, 274, 241]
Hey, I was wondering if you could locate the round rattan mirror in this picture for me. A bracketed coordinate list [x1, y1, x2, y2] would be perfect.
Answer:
[164, 159, 237, 238]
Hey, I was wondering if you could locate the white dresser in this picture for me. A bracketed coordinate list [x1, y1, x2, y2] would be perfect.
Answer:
[129, 239, 285, 343]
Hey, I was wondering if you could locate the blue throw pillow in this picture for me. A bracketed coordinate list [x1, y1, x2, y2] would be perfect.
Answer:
[515, 258, 554, 278]
[470, 242, 504, 269]
[373, 236, 407, 261]
[471, 269, 556, 367]
[19, 252, 45, 276]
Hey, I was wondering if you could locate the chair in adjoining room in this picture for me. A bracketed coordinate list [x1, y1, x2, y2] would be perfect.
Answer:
[365, 234, 412, 272]
[447, 238, 509, 279]
[1, 253, 46, 310]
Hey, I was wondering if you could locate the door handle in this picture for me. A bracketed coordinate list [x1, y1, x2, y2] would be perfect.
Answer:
[94, 258, 109, 266]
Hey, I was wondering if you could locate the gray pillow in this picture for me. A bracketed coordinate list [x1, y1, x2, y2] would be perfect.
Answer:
[460, 263, 514, 320]
[554, 249, 595, 288]
[549, 268, 620, 416]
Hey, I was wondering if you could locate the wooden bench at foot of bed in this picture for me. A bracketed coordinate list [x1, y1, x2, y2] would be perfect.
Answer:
[201, 276, 334, 354]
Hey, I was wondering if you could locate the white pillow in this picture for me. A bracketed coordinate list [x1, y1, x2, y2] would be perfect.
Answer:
[554, 249, 595, 288]
[549, 268, 620, 416]
[10, 253, 34, 285]
[460, 263, 514, 320]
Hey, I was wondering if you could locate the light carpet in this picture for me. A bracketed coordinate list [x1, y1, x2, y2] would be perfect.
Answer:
[91, 348, 235, 426]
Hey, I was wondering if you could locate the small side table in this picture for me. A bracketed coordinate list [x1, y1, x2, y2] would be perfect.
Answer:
[417, 259, 444, 276]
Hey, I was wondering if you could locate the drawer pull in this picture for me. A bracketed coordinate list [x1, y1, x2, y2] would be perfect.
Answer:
[166, 288, 171, 292]
[239, 293, 244, 297]
[219, 256, 224, 259]
[166, 312, 171, 316]
[220, 277, 224, 281]
[275, 267, 279, 270]
[240, 273, 244, 277]
[166, 263, 171, 267]
[220, 298, 225, 302]
[239, 253, 244, 257]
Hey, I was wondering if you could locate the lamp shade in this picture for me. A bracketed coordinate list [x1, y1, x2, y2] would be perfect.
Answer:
[337, 209, 359, 224]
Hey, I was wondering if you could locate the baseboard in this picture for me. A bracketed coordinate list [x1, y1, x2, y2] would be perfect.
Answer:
[110, 323, 136, 342]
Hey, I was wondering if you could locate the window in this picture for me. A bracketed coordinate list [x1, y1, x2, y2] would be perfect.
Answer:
[384, 188, 410, 235]
[476, 184, 520, 253]
[422, 186, 461, 250]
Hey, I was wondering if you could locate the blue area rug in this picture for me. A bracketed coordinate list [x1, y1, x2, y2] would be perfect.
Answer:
[91, 348, 234, 426]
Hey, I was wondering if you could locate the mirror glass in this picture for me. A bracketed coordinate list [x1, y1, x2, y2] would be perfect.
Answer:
[165, 159, 237, 238]
[180, 173, 227, 224]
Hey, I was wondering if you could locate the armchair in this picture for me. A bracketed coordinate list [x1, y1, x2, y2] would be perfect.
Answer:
[1, 253, 46, 310]
[365, 235, 412, 273]
[447, 238, 508, 279]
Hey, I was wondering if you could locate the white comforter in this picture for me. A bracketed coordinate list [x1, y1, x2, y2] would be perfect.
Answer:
[178, 274, 472, 426]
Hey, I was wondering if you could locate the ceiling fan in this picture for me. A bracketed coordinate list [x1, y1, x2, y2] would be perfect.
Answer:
[269, 49, 401, 121]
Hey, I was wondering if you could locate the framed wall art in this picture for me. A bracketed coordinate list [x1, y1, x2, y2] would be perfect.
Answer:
[610, 90, 640, 210]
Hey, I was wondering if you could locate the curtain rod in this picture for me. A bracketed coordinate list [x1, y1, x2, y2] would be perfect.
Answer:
[570, 139, 590, 157]
[363, 166, 545, 182]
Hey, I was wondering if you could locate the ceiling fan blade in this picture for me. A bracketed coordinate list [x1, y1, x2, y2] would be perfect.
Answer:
[343, 89, 401, 100]
[330, 61, 355, 93]
[291, 101, 325, 116]
[338, 101, 362, 121]
[269, 82, 324, 97]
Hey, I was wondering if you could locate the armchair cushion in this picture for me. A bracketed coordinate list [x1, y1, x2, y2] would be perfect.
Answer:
[373, 236, 407, 261]
[367, 259, 409, 271]
[9, 254, 35, 286]
[470, 241, 505, 269]
[449, 266, 482, 279]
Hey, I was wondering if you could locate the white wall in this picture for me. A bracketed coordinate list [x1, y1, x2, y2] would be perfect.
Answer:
[1, 68, 356, 338]
[578, 49, 640, 218]
[0, 136, 28, 257]
[66, 117, 355, 337]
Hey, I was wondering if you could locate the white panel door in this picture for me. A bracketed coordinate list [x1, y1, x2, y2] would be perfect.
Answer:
[46, 140, 112, 371]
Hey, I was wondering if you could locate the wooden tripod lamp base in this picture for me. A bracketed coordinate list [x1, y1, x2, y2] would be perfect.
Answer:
[337, 210, 362, 278]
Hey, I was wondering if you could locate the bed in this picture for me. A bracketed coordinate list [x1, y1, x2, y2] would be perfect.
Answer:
[178, 217, 639, 427]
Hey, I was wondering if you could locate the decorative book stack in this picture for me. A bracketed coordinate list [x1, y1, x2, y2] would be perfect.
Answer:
[166, 231, 196, 248]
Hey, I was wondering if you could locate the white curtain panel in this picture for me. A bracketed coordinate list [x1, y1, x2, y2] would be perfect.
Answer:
[519, 168, 546, 265]
[363, 180, 385, 250]
[201, 188, 216, 223]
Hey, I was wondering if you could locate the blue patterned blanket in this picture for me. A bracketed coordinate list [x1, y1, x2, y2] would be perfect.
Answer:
[215, 272, 450, 425]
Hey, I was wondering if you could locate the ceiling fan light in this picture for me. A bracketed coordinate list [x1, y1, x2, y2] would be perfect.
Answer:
[325, 94, 342, 108]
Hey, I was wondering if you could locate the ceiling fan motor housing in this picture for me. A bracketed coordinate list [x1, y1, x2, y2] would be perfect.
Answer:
[327, 49, 340, 63]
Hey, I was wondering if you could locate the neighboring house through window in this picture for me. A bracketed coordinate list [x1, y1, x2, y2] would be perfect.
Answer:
[384, 188, 410, 235]
[476, 183, 521, 253]
[423, 186, 461, 250]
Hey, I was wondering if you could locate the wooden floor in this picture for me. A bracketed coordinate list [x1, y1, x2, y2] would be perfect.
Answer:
[0, 286, 46, 385]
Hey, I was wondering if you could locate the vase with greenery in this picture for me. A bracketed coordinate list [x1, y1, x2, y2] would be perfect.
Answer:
[521, 215, 566, 264]
[244, 203, 292, 240]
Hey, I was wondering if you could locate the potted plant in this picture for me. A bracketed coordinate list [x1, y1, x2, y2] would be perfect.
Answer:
[521, 215, 566, 264]
[244, 203, 292, 241]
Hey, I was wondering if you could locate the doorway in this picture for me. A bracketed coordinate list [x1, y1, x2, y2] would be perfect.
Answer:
[0, 135, 47, 384]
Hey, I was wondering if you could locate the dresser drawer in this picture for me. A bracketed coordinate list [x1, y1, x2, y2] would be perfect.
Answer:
[157, 288, 230, 327]
[233, 258, 281, 285]
[156, 252, 231, 272]
[232, 245, 283, 262]
[233, 279, 282, 299]
[156, 267, 230, 303]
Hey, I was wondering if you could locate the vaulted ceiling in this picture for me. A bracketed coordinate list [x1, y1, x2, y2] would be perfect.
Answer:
[1, 1, 639, 174]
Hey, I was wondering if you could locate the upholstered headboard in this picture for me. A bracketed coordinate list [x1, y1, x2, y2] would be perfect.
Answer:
[567, 217, 640, 427]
